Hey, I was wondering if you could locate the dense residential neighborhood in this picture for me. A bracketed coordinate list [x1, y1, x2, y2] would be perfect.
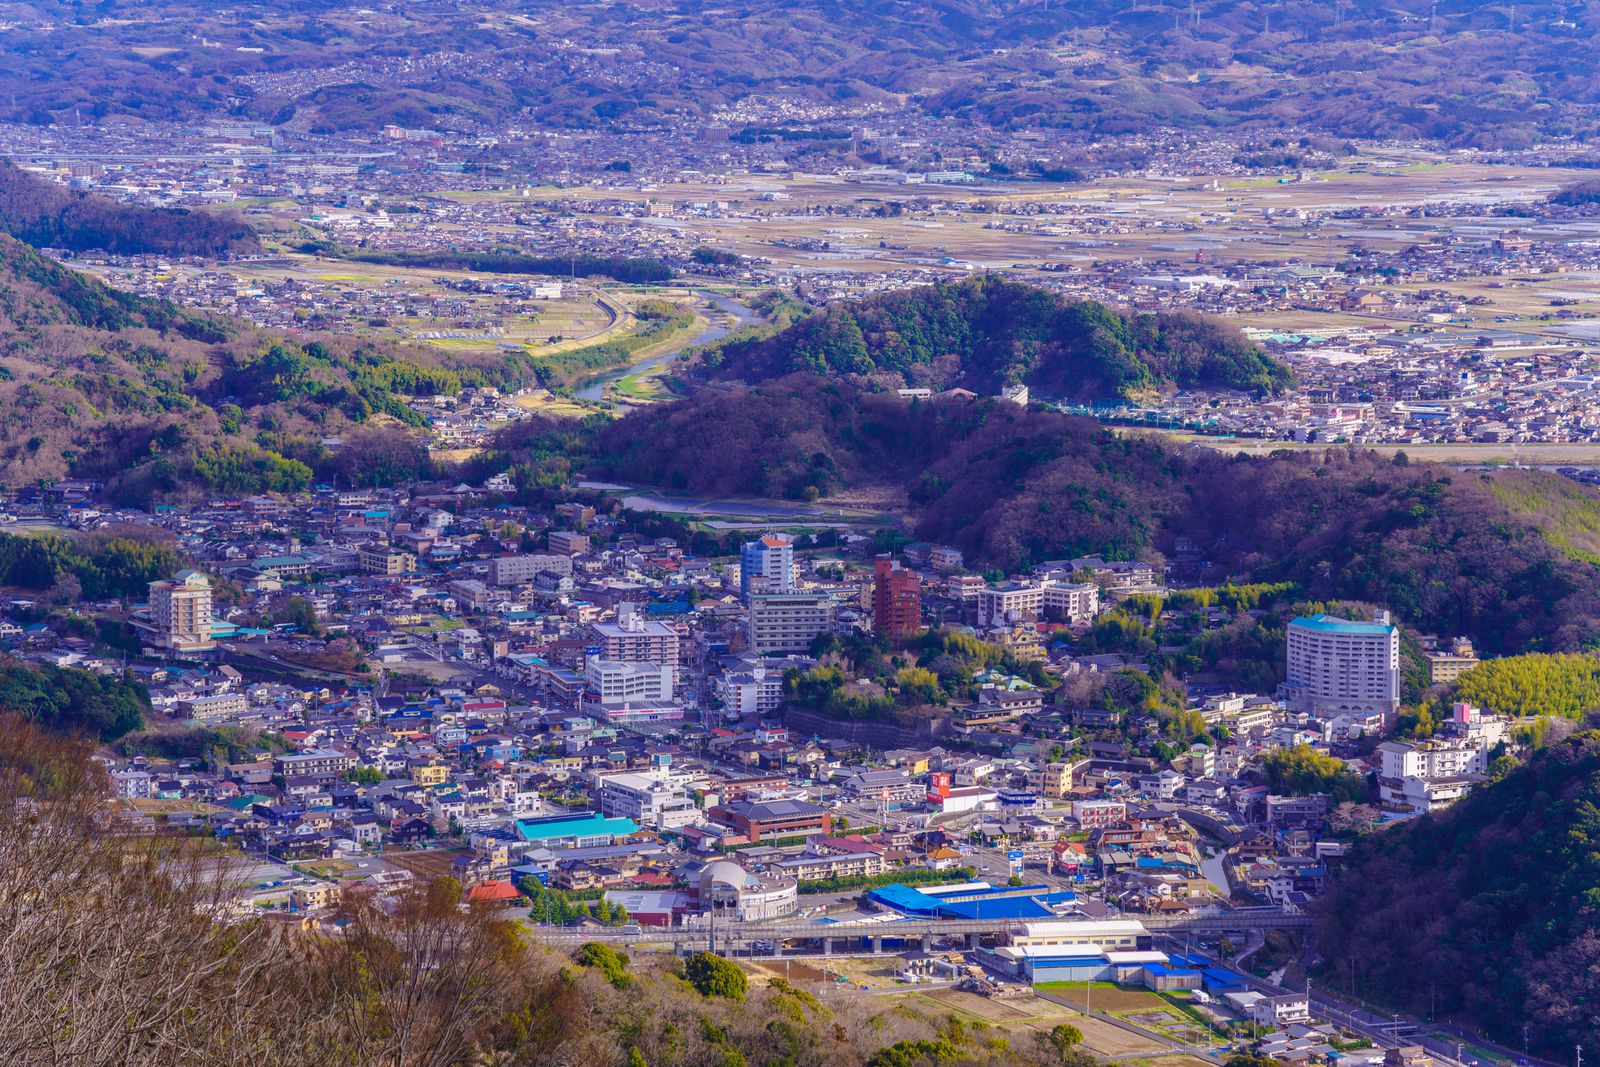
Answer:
[0, 459, 1528, 1062]
[6, 4, 1600, 1061]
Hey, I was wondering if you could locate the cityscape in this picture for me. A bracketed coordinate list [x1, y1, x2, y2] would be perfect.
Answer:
[3, 3, 1600, 1067]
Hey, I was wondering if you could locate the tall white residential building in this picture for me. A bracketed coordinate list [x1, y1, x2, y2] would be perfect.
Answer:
[739, 534, 797, 599]
[147, 569, 216, 652]
[589, 613, 680, 667]
[1283, 612, 1400, 718]
[748, 592, 832, 654]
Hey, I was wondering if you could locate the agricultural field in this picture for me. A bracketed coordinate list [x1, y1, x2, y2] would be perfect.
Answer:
[1033, 982, 1166, 1014]
[1032, 1014, 1166, 1058]
[1034, 983, 1229, 1046]
[380, 848, 468, 881]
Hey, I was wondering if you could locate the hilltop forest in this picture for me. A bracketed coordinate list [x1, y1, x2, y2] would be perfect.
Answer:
[696, 276, 1292, 400]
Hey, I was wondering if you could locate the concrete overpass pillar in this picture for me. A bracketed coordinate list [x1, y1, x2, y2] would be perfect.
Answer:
[966, 933, 981, 950]
[871, 936, 883, 954]
[822, 937, 834, 956]
[921, 935, 933, 954]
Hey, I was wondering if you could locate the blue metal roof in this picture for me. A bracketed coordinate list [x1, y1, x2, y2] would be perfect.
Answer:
[868, 883, 1076, 919]
[1025, 955, 1108, 968]
[866, 883, 943, 915]
[513, 813, 637, 842]
[937, 896, 1057, 920]
[1291, 614, 1395, 635]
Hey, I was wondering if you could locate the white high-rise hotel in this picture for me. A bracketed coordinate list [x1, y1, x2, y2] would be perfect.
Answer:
[147, 569, 216, 652]
[1283, 611, 1400, 718]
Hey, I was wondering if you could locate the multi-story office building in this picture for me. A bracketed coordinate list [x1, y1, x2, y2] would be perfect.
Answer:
[1031, 761, 1084, 799]
[977, 582, 1045, 627]
[748, 592, 832, 654]
[584, 659, 673, 705]
[274, 749, 353, 777]
[739, 534, 796, 599]
[1377, 728, 1492, 812]
[447, 579, 493, 610]
[1042, 581, 1099, 623]
[720, 668, 786, 717]
[596, 772, 701, 830]
[548, 530, 590, 556]
[975, 580, 1099, 627]
[359, 543, 416, 576]
[489, 554, 574, 586]
[872, 555, 922, 639]
[1424, 637, 1479, 687]
[1283, 612, 1401, 718]
[148, 569, 216, 651]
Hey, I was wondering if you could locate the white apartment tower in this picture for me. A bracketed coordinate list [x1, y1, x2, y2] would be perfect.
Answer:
[748, 592, 832, 654]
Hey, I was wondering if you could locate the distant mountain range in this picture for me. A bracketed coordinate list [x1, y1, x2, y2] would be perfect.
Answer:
[1, 1, 1597, 147]
[696, 277, 1292, 400]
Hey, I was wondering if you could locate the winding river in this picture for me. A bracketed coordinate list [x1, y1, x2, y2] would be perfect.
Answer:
[574, 289, 760, 401]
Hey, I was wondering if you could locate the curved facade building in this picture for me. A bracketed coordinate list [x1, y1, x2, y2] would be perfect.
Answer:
[1283, 611, 1400, 719]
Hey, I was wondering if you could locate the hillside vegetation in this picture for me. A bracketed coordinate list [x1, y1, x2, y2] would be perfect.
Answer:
[1452, 653, 1600, 720]
[698, 277, 1291, 400]
[0, 233, 522, 497]
[1318, 730, 1600, 1053]
[483, 378, 1600, 654]
[0, 160, 258, 257]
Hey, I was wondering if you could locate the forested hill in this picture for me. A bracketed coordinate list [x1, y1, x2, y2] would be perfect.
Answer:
[0, 232, 522, 499]
[0, 160, 259, 258]
[482, 377, 1600, 655]
[695, 277, 1291, 400]
[1318, 730, 1600, 1052]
